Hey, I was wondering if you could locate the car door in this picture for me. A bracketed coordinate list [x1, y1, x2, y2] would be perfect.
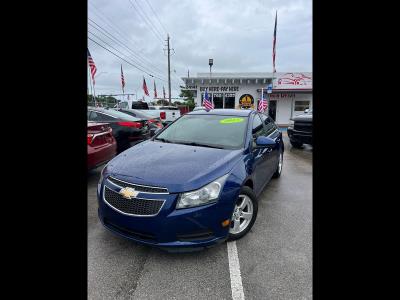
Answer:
[261, 114, 281, 172]
[251, 113, 275, 195]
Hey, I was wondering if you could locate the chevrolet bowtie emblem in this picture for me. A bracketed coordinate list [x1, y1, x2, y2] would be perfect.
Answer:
[119, 187, 139, 199]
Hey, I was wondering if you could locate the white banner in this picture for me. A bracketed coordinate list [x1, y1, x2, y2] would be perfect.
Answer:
[273, 73, 312, 90]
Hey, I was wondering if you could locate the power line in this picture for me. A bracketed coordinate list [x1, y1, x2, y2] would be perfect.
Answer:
[143, 0, 168, 36]
[132, 0, 165, 40]
[88, 1, 182, 93]
[88, 30, 164, 81]
[128, 0, 164, 43]
[88, 3, 164, 72]
[88, 18, 166, 77]
[88, 36, 166, 82]
[88, 23, 165, 79]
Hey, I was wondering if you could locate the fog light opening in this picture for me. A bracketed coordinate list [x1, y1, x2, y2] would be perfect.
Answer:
[222, 219, 230, 227]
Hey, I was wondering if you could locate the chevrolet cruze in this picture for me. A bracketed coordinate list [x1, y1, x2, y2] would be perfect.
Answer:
[97, 109, 284, 250]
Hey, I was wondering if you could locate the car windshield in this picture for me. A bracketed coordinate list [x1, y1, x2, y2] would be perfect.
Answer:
[155, 114, 249, 149]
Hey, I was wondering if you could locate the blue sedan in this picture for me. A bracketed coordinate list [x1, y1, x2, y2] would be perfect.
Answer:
[97, 109, 284, 250]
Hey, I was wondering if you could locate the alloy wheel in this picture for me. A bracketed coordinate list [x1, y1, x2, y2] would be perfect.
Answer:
[229, 194, 254, 235]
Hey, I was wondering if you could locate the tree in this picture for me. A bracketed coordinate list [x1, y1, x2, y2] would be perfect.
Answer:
[179, 89, 195, 110]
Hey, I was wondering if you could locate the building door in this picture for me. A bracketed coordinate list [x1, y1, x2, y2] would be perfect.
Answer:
[224, 93, 235, 108]
[269, 100, 277, 121]
[213, 93, 223, 108]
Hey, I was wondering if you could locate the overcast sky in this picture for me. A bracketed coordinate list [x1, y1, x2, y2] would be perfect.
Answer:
[88, 0, 312, 100]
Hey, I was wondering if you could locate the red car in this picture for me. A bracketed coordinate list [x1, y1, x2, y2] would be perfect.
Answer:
[87, 122, 117, 170]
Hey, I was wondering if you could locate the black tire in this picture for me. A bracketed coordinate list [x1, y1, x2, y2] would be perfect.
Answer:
[273, 150, 283, 178]
[228, 186, 258, 241]
[290, 140, 303, 148]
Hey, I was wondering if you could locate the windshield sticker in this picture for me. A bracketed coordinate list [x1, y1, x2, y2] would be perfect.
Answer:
[219, 118, 244, 124]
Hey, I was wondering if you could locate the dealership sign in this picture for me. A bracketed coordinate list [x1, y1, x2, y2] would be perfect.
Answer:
[273, 73, 312, 90]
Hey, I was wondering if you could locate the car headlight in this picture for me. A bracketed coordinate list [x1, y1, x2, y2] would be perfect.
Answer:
[176, 174, 229, 209]
[288, 119, 294, 127]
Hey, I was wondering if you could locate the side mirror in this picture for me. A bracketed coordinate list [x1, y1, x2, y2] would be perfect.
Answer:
[255, 136, 276, 148]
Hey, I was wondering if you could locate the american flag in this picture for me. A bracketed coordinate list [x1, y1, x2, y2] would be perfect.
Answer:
[154, 80, 157, 98]
[203, 89, 214, 111]
[272, 11, 277, 73]
[258, 89, 268, 113]
[87, 49, 97, 85]
[121, 65, 125, 93]
[163, 86, 166, 99]
[143, 77, 150, 96]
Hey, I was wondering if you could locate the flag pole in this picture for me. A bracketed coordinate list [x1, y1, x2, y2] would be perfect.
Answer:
[88, 65, 93, 105]
[92, 78, 97, 106]
[261, 88, 264, 112]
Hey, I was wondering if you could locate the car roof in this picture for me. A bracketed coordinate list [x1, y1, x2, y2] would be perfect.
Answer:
[188, 109, 254, 117]
[88, 107, 141, 120]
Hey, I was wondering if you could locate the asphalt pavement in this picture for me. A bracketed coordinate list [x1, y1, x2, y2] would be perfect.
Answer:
[88, 132, 312, 300]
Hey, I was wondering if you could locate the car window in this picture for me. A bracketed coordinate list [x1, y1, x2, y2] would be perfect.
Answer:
[261, 114, 277, 136]
[131, 101, 149, 109]
[87, 110, 91, 119]
[252, 114, 267, 147]
[90, 111, 115, 122]
[88, 111, 98, 121]
[120, 102, 128, 109]
[252, 114, 264, 135]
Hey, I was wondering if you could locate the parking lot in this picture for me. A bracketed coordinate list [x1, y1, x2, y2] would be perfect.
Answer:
[88, 132, 312, 300]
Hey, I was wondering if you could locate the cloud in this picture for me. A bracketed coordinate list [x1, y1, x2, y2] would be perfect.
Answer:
[88, 0, 311, 100]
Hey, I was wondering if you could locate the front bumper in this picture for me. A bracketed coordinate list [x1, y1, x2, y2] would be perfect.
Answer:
[287, 127, 313, 145]
[97, 176, 238, 249]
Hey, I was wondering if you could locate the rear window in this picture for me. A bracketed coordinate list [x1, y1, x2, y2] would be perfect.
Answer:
[94, 109, 141, 121]
[131, 101, 149, 109]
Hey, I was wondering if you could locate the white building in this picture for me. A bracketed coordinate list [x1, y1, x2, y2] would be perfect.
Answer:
[182, 72, 312, 126]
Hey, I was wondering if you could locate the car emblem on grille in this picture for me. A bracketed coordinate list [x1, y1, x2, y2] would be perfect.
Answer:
[119, 187, 139, 199]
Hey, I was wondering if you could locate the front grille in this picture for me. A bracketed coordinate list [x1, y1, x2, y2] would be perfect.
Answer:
[103, 218, 156, 241]
[104, 186, 164, 216]
[294, 122, 312, 133]
[107, 176, 168, 194]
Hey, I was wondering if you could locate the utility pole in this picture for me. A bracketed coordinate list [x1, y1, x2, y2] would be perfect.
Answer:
[167, 34, 172, 106]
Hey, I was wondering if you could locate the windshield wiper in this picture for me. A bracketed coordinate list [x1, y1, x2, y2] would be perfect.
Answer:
[176, 141, 225, 149]
[154, 137, 172, 143]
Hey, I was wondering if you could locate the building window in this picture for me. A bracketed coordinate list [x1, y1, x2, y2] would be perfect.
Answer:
[294, 100, 310, 111]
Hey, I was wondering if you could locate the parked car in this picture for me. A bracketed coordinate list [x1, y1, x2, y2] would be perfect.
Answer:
[148, 105, 181, 124]
[88, 107, 151, 153]
[116, 108, 163, 136]
[87, 122, 116, 170]
[287, 109, 313, 148]
[98, 109, 284, 250]
[117, 100, 171, 125]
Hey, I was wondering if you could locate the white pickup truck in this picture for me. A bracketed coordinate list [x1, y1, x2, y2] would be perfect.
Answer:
[117, 100, 181, 124]
[148, 106, 181, 123]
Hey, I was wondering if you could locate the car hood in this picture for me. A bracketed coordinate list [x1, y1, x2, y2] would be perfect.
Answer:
[105, 140, 243, 193]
